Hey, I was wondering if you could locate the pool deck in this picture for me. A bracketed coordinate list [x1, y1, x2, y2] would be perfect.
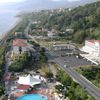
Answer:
[13, 88, 57, 100]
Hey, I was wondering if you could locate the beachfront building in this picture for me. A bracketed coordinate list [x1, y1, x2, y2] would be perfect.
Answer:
[82, 40, 100, 57]
[12, 39, 28, 55]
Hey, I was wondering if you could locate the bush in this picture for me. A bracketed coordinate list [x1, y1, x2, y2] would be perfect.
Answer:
[0, 86, 5, 96]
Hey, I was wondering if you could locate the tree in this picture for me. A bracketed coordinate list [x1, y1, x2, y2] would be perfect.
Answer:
[73, 31, 86, 43]
[0, 86, 4, 96]
[9, 53, 33, 72]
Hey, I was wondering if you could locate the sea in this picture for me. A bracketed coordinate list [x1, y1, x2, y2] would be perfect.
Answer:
[0, 12, 18, 37]
[0, 3, 20, 39]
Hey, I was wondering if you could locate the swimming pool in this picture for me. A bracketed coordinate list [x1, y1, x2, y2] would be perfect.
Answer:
[17, 94, 47, 100]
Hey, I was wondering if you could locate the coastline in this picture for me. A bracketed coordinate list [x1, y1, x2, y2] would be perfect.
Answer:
[0, 17, 22, 42]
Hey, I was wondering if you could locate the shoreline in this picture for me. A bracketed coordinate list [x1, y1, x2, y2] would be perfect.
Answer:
[0, 18, 22, 42]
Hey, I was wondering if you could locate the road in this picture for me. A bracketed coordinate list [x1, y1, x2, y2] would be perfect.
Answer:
[24, 21, 31, 39]
[47, 50, 100, 100]
[4, 53, 12, 96]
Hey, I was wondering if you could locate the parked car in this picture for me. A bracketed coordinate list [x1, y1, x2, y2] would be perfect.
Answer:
[64, 65, 67, 68]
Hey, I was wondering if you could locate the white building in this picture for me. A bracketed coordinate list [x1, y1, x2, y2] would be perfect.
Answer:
[12, 39, 28, 54]
[48, 31, 58, 39]
[53, 44, 75, 51]
[82, 40, 100, 57]
[66, 29, 74, 34]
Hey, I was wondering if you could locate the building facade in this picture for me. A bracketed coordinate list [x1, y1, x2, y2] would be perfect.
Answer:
[52, 44, 75, 51]
[12, 39, 28, 55]
[82, 40, 100, 57]
[47, 31, 59, 39]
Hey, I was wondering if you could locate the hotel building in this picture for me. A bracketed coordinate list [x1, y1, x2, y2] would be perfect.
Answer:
[82, 40, 100, 57]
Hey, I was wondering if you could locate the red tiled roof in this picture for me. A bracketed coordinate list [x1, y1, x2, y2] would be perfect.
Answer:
[17, 85, 31, 90]
[13, 39, 27, 47]
[88, 40, 100, 44]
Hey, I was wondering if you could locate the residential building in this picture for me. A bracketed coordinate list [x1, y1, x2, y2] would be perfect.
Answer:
[47, 31, 58, 39]
[66, 29, 74, 34]
[82, 40, 100, 57]
[12, 39, 28, 55]
[15, 32, 23, 37]
[52, 44, 75, 51]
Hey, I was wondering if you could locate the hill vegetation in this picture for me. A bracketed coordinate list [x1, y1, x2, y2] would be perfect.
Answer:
[29, 1, 100, 43]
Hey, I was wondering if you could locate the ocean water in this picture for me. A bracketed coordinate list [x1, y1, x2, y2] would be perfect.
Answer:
[0, 3, 20, 39]
[0, 10, 19, 39]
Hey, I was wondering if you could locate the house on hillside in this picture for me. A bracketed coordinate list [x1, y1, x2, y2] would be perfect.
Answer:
[66, 29, 74, 34]
[47, 29, 58, 38]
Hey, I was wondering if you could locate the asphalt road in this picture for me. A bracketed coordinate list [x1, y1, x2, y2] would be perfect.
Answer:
[24, 22, 31, 39]
[47, 50, 100, 100]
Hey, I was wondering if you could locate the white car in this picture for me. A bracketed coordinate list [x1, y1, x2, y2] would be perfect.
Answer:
[64, 65, 67, 68]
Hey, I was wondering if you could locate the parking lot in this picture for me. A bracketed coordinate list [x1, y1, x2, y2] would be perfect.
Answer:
[47, 50, 93, 67]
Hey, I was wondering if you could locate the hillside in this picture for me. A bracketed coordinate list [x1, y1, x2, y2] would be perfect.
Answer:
[29, 1, 100, 44]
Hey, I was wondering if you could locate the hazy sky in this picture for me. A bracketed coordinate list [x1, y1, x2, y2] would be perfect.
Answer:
[21, 0, 97, 10]
[0, 0, 98, 4]
[0, 0, 26, 3]
[0, 0, 98, 11]
[47, 0, 80, 1]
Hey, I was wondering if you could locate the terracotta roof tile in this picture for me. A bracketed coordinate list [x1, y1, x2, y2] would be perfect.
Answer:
[88, 40, 100, 44]
[13, 39, 27, 47]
